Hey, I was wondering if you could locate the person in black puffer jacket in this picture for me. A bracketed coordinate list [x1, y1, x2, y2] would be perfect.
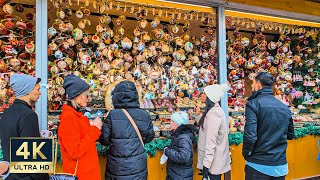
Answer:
[164, 111, 198, 180]
[99, 80, 154, 180]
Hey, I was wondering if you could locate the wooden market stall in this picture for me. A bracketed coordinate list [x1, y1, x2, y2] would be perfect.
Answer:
[50, 0, 320, 179]
[54, 135, 319, 179]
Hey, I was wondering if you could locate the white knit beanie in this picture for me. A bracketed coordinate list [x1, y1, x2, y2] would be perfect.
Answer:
[204, 84, 229, 103]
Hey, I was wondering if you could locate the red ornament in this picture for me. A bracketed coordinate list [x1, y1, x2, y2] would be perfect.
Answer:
[26, 13, 33, 20]
[25, 21, 33, 31]
[16, 21, 26, 29]
[4, 21, 14, 29]
[15, 3, 24, 12]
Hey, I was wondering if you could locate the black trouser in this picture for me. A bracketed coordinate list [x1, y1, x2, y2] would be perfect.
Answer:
[208, 173, 221, 180]
[245, 165, 286, 180]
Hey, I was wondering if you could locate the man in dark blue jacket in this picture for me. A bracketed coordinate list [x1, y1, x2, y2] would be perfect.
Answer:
[0, 74, 49, 180]
[243, 72, 294, 180]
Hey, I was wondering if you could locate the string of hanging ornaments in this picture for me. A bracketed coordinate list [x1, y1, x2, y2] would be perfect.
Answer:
[50, 0, 216, 25]
[226, 16, 319, 36]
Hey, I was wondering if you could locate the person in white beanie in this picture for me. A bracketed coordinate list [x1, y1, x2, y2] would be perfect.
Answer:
[197, 84, 231, 180]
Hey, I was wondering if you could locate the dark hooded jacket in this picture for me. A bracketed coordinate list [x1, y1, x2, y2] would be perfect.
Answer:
[165, 124, 198, 180]
[99, 81, 154, 180]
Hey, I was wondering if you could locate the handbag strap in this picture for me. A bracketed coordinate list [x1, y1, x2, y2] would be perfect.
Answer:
[121, 109, 144, 146]
[54, 140, 78, 176]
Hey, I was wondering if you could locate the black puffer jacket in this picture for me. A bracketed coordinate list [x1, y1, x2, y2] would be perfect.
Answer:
[165, 124, 198, 180]
[99, 81, 154, 180]
[243, 87, 294, 166]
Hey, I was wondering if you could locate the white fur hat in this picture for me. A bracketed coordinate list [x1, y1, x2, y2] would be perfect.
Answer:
[204, 84, 229, 103]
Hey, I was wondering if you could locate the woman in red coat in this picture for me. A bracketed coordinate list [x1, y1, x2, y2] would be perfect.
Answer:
[58, 74, 103, 180]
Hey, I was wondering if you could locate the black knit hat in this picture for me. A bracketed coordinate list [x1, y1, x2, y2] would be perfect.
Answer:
[63, 74, 90, 99]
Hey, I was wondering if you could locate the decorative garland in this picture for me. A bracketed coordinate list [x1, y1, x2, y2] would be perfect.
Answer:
[54, 125, 319, 162]
[294, 124, 320, 139]
[0, 127, 317, 163]
[229, 133, 244, 146]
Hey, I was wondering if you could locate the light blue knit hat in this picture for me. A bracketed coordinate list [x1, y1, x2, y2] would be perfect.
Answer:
[10, 74, 40, 98]
[171, 111, 189, 126]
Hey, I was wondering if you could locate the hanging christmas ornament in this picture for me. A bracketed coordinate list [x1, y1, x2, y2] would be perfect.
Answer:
[59, 23, 68, 32]
[183, 22, 190, 32]
[3, 3, 13, 15]
[155, 29, 164, 39]
[151, 18, 160, 29]
[4, 20, 14, 30]
[16, 20, 26, 30]
[83, 8, 91, 16]
[56, 9, 66, 19]
[171, 24, 179, 34]
[121, 37, 133, 50]
[96, 24, 104, 33]
[78, 20, 86, 29]
[76, 9, 84, 18]
[72, 28, 83, 40]
[62, 41, 70, 49]
[184, 42, 193, 52]
[81, 55, 92, 65]
[118, 27, 125, 36]
[15, 3, 24, 12]
[92, 35, 100, 43]
[66, 22, 73, 31]
[139, 19, 148, 29]
[241, 37, 250, 47]
[26, 13, 34, 20]
[54, 50, 63, 59]
[25, 42, 35, 53]
[169, 18, 175, 25]
[49, 42, 58, 51]
[57, 60, 67, 69]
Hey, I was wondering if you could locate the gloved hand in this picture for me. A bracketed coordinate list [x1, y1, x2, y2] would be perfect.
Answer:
[202, 166, 209, 179]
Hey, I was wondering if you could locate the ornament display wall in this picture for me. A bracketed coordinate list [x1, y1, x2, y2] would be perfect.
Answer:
[0, 0, 36, 112]
[226, 16, 320, 133]
[47, 0, 218, 111]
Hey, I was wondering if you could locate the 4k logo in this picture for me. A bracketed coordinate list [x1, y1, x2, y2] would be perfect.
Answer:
[10, 138, 54, 173]
[16, 142, 47, 160]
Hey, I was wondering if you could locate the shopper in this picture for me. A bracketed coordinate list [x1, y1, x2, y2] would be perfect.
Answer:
[58, 74, 102, 180]
[0, 73, 49, 180]
[243, 72, 294, 180]
[197, 84, 231, 180]
[164, 111, 198, 180]
[99, 80, 154, 180]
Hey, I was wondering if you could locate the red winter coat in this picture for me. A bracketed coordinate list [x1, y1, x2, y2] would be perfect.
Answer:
[58, 104, 101, 180]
